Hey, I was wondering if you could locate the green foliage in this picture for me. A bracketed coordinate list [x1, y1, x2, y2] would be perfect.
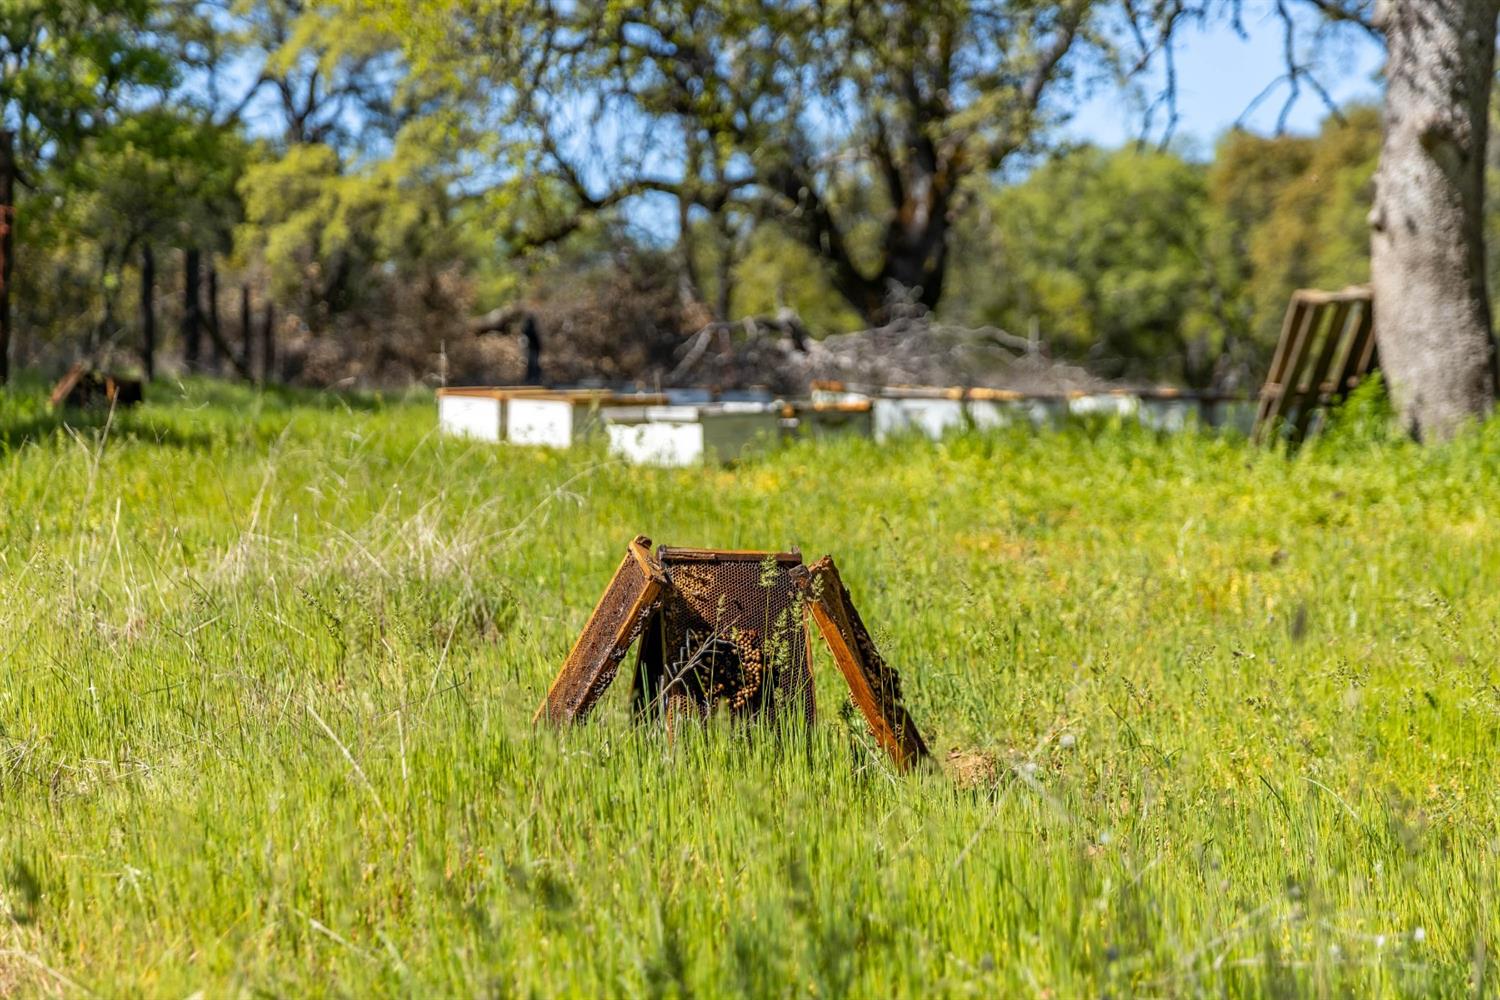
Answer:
[3, 3, 242, 368]
[0, 5, 1460, 394]
[943, 108, 1382, 386]
[2, 386, 1499, 993]
[237, 142, 348, 303]
[724, 226, 865, 334]
[70, 110, 248, 253]
[0, 0, 1415, 389]
[1308, 372, 1396, 453]
[235, 122, 474, 325]
[948, 145, 1222, 383]
[350, 0, 1146, 321]
[1209, 107, 1381, 351]
[219, 0, 483, 331]
[10, 109, 247, 361]
[1, 0, 175, 156]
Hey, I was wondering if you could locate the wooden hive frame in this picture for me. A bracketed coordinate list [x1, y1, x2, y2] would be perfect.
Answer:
[789, 556, 929, 769]
[534, 536, 668, 724]
[1254, 287, 1378, 445]
[535, 538, 930, 770]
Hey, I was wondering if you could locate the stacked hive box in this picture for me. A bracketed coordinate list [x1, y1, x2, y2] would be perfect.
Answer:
[603, 403, 783, 466]
[871, 388, 966, 442]
[784, 400, 875, 440]
[505, 391, 667, 447]
[436, 386, 520, 442]
[439, 382, 1256, 461]
[436, 388, 666, 446]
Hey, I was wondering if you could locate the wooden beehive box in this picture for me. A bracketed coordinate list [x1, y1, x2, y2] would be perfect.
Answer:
[1136, 389, 1203, 432]
[505, 391, 668, 448]
[604, 403, 782, 466]
[872, 387, 967, 442]
[1066, 390, 1139, 420]
[784, 399, 874, 439]
[437, 386, 521, 442]
[964, 388, 1067, 430]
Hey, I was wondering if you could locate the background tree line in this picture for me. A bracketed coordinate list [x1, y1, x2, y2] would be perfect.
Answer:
[4, 1, 1498, 439]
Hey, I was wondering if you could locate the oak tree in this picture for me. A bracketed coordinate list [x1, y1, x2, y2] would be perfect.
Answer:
[1, 0, 173, 382]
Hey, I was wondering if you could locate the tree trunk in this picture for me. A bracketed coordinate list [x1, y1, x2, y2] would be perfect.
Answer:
[769, 158, 950, 328]
[141, 245, 156, 381]
[521, 314, 542, 385]
[0, 128, 14, 385]
[676, 187, 707, 314]
[261, 301, 276, 383]
[240, 284, 253, 374]
[182, 248, 203, 372]
[713, 206, 735, 323]
[206, 262, 221, 373]
[1371, 0, 1500, 441]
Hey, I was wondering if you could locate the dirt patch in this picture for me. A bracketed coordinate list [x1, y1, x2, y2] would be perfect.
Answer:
[945, 748, 1000, 790]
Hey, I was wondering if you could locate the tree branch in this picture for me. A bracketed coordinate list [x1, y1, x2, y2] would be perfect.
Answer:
[1302, 0, 1381, 39]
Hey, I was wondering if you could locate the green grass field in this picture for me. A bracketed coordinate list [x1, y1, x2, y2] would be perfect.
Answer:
[1, 380, 1497, 996]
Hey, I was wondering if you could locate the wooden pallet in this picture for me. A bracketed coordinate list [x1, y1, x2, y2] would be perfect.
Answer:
[1253, 287, 1378, 444]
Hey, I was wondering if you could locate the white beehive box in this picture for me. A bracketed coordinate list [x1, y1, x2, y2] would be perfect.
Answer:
[437, 387, 512, 442]
[873, 390, 966, 442]
[605, 403, 781, 466]
[439, 388, 668, 447]
[786, 400, 874, 440]
[808, 380, 873, 406]
[966, 389, 1066, 430]
[503, 395, 606, 448]
[1209, 399, 1256, 436]
[1138, 392, 1202, 432]
[1068, 391, 1139, 420]
[506, 396, 579, 447]
[504, 391, 669, 448]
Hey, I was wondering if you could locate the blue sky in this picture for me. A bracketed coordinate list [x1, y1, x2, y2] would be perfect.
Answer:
[1066, 6, 1384, 154]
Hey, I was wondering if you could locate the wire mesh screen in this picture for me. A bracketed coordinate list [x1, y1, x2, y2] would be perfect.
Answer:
[633, 548, 815, 728]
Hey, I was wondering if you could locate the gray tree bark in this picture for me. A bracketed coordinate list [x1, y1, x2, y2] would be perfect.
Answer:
[1371, 0, 1500, 441]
